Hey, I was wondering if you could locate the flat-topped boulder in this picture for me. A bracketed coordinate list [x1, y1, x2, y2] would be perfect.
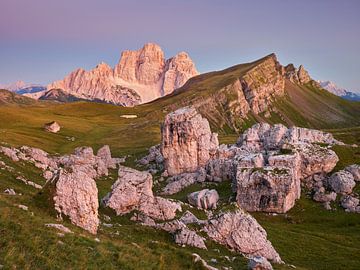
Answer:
[187, 189, 219, 210]
[161, 107, 218, 176]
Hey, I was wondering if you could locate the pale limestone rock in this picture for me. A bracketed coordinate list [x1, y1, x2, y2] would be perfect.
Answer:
[345, 164, 360, 181]
[53, 169, 99, 234]
[161, 169, 206, 195]
[18, 204, 28, 211]
[248, 256, 273, 270]
[48, 43, 198, 105]
[45, 224, 73, 234]
[328, 170, 356, 194]
[44, 121, 60, 133]
[103, 166, 153, 215]
[138, 144, 164, 166]
[285, 64, 311, 84]
[162, 52, 199, 96]
[179, 210, 206, 225]
[340, 195, 360, 212]
[240, 54, 285, 114]
[139, 196, 181, 221]
[313, 191, 336, 203]
[192, 253, 219, 270]
[174, 227, 207, 249]
[161, 107, 219, 176]
[0, 146, 19, 162]
[103, 166, 181, 220]
[204, 210, 282, 263]
[97, 145, 117, 169]
[4, 188, 16, 195]
[236, 165, 300, 213]
[187, 189, 219, 210]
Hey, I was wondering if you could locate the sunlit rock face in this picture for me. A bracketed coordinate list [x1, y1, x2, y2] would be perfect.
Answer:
[161, 107, 219, 176]
[47, 43, 198, 106]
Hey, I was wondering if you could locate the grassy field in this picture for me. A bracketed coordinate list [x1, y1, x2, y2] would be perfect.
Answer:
[0, 61, 360, 270]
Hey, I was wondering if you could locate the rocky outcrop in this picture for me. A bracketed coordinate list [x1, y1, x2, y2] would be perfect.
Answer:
[53, 169, 99, 234]
[240, 54, 285, 114]
[103, 166, 181, 220]
[328, 170, 356, 194]
[174, 227, 207, 249]
[340, 195, 360, 213]
[248, 256, 273, 270]
[204, 210, 282, 263]
[187, 189, 219, 210]
[345, 164, 360, 181]
[161, 169, 206, 195]
[44, 121, 60, 133]
[285, 64, 311, 84]
[47, 43, 198, 105]
[161, 107, 219, 176]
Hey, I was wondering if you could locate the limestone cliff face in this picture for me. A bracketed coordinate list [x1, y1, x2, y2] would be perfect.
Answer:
[47, 43, 198, 106]
[239, 53, 285, 114]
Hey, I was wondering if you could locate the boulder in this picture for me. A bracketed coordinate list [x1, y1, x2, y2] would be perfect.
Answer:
[0, 146, 19, 162]
[204, 210, 282, 263]
[174, 227, 207, 249]
[328, 170, 356, 194]
[161, 107, 218, 176]
[313, 191, 336, 203]
[192, 253, 219, 270]
[236, 166, 300, 213]
[179, 210, 206, 225]
[345, 164, 360, 182]
[248, 256, 273, 270]
[340, 195, 360, 212]
[103, 166, 181, 220]
[103, 166, 153, 215]
[162, 169, 206, 195]
[96, 145, 117, 169]
[53, 169, 99, 234]
[187, 189, 219, 210]
[44, 121, 61, 133]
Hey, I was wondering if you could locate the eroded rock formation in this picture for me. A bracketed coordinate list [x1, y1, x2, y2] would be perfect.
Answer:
[47, 43, 198, 105]
[161, 107, 219, 176]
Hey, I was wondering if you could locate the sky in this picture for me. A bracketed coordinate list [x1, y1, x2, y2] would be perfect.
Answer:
[0, 0, 359, 92]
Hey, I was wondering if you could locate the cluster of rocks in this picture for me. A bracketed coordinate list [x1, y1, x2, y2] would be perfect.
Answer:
[136, 107, 360, 267]
[0, 144, 123, 234]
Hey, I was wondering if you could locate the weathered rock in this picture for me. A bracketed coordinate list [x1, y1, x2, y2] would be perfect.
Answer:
[179, 210, 206, 225]
[97, 145, 117, 169]
[48, 43, 198, 105]
[204, 210, 282, 263]
[174, 227, 207, 249]
[45, 223, 73, 234]
[156, 220, 187, 233]
[18, 204, 28, 211]
[4, 188, 16, 195]
[248, 256, 273, 270]
[345, 164, 360, 182]
[44, 121, 61, 133]
[296, 143, 339, 179]
[188, 189, 219, 210]
[138, 144, 164, 166]
[103, 166, 153, 215]
[236, 165, 300, 213]
[0, 146, 19, 162]
[313, 191, 336, 203]
[328, 170, 356, 194]
[104, 166, 181, 220]
[139, 196, 182, 221]
[340, 195, 360, 212]
[192, 253, 219, 270]
[285, 64, 311, 84]
[53, 169, 99, 234]
[161, 107, 219, 176]
[205, 158, 236, 182]
[162, 169, 206, 195]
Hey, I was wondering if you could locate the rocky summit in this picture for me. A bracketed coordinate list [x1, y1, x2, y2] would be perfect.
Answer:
[44, 43, 198, 106]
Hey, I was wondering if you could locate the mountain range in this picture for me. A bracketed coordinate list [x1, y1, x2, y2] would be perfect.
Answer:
[318, 80, 360, 101]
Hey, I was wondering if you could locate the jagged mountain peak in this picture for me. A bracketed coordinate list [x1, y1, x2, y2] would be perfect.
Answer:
[46, 43, 198, 106]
